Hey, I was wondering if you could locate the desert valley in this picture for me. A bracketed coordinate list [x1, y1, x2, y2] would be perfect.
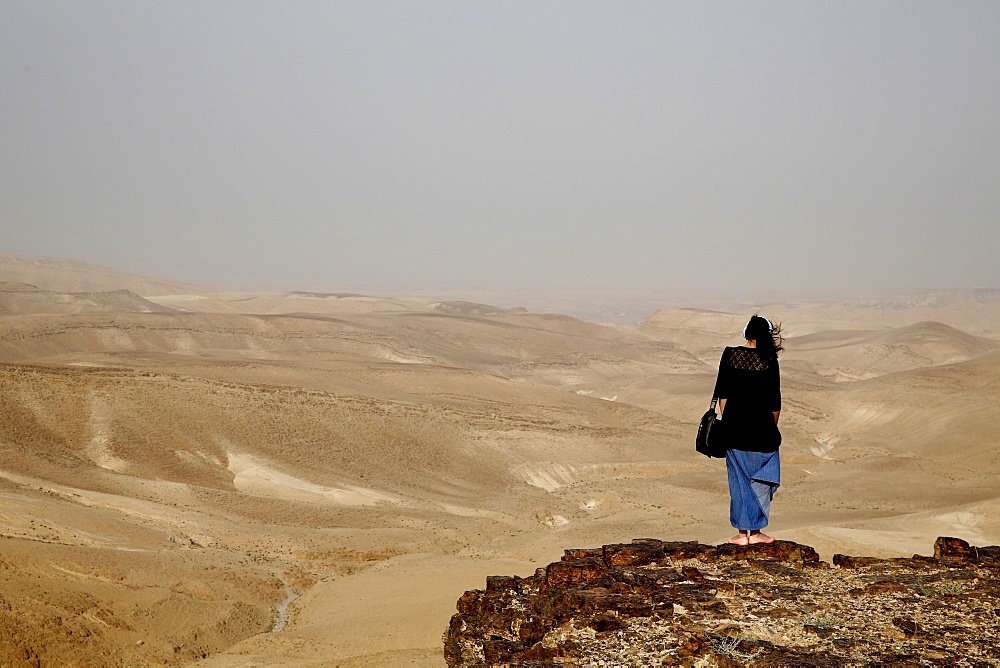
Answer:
[2, 254, 1000, 666]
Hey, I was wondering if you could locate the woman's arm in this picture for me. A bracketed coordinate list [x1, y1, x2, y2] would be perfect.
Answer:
[769, 360, 781, 424]
[713, 348, 731, 412]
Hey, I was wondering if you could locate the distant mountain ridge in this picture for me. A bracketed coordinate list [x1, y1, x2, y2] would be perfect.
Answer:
[0, 255, 202, 296]
[775, 289, 1000, 336]
[0, 283, 179, 316]
[3, 256, 999, 334]
[848, 287, 1000, 309]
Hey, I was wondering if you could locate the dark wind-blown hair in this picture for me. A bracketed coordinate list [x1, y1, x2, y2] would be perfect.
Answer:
[744, 314, 784, 362]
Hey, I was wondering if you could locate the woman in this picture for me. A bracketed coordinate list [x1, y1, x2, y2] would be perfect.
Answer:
[713, 315, 783, 545]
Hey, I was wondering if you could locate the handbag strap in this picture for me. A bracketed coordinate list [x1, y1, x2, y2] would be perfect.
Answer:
[710, 397, 718, 410]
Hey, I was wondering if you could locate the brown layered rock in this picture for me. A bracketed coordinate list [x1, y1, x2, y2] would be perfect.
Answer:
[444, 537, 1000, 666]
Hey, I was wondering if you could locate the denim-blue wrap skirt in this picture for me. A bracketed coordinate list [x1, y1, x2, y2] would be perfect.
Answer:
[725, 448, 780, 531]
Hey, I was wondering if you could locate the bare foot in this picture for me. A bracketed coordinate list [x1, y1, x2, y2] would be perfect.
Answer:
[748, 531, 774, 544]
[728, 533, 749, 546]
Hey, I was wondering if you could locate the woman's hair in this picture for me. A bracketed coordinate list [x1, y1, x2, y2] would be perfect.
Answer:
[744, 314, 784, 361]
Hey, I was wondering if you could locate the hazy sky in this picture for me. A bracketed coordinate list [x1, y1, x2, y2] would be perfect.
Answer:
[3, 1, 999, 299]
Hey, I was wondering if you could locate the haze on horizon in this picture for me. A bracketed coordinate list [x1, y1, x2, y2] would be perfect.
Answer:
[3, 1, 999, 301]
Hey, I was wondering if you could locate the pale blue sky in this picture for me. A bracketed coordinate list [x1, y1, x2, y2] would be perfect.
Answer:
[3, 1, 998, 299]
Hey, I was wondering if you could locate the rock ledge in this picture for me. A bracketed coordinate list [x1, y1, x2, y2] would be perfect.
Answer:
[444, 537, 1000, 666]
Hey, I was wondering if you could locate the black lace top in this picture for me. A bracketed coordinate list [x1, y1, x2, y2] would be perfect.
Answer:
[712, 346, 782, 452]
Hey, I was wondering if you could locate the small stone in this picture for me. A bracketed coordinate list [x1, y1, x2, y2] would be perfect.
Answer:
[934, 536, 973, 561]
[603, 542, 665, 568]
[891, 617, 921, 638]
[544, 558, 607, 588]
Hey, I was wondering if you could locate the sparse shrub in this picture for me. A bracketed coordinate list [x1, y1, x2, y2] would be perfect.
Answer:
[710, 633, 763, 662]
[917, 581, 966, 597]
[803, 613, 842, 629]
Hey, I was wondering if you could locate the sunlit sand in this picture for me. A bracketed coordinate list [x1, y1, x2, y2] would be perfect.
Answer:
[2, 256, 1000, 665]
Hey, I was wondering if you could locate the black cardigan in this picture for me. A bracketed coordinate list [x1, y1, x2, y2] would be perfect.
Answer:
[712, 346, 782, 452]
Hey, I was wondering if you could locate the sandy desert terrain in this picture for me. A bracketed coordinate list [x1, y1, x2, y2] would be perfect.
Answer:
[1, 255, 999, 665]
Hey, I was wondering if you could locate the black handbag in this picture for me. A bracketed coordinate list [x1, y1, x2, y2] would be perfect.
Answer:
[696, 397, 726, 458]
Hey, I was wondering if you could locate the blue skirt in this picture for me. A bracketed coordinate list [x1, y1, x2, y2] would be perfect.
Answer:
[726, 448, 780, 531]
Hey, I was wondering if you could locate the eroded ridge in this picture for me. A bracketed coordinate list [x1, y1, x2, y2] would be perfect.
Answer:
[444, 537, 1000, 666]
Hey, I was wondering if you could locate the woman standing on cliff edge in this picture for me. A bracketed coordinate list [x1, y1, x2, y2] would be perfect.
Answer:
[714, 315, 784, 545]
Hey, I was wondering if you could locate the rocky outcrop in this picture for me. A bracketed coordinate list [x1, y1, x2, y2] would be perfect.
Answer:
[444, 537, 1000, 666]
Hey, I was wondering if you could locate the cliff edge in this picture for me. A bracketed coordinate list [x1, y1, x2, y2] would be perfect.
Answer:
[444, 537, 1000, 666]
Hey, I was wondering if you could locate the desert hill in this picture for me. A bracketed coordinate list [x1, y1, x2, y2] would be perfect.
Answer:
[762, 288, 1000, 337]
[0, 282, 181, 316]
[780, 320, 1000, 381]
[1, 257, 999, 665]
[0, 255, 203, 296]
